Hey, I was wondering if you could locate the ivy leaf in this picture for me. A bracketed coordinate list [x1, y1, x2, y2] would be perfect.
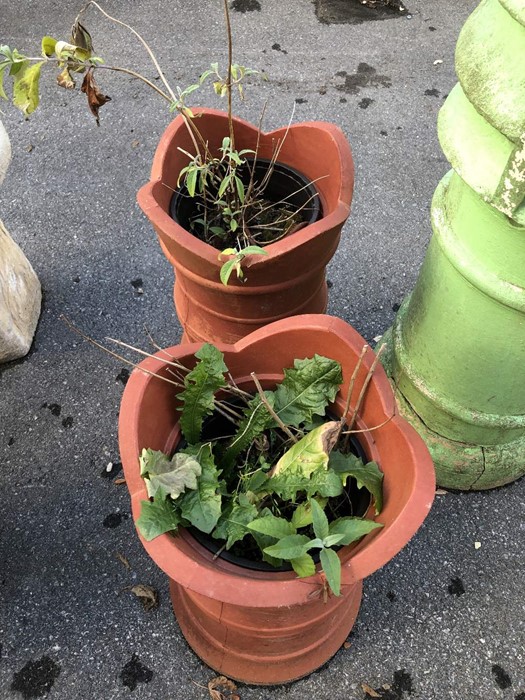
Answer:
[328, 517, 383, 545]
[290, 553, 316, 578]
[320, 548, 341, 596]
[310, 498, 329, 540]
[179, 444, 221, 533]
[136, 497, 181, 541]
[263, 534, 311, 561]
[273, 355, 343, 426]
[247, 514, 296, 540]
[329, 451, 384, 514]
[81, 67, 111, 125]
[178, 343, 227, 444]
[139, 448, 201, 499]
[12, 61, 44, 117]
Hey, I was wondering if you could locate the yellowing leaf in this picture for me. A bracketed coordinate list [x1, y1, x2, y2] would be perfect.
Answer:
[41, 36, 57, 57]
[13, 61, 44, 117]
[270, 421, 340, 477]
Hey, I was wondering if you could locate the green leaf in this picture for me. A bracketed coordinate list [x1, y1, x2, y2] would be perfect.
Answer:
[0, 63, 8, 100]
[179, 444, 221, 533]
[220, 258, 239, 286]
[221, 394, 274, 470]
[263, 534, 311, 561]
[247, 514, 296, 540]
[320, 548, 341, 596]
[267, 463, 343, 501]
[12, 61, 43, 117]
[310, 498, 329, 540]
[245, 468, 269, 493]
[329, 451, 384, 514]
[41, 36, 57, 57]
[271, 421, 340, 478]
[218, 176, 231, 199]
[185, 167, 198, 197]
[230, 218, 238, 233]
[215, 494, 259, 549]
[291, 553, 316, 578]
[139, 448, 202, 499]
[328, 516, 383, 545]
[273, 355, 343, 427]
[239, 245, 267, 257]
[323, 533, 347, 547]
[178, 343, 228, 444]
[136, 497, 181, 541]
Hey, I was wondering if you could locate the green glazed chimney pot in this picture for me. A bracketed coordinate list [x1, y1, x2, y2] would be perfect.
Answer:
[382, 0, 525, 489]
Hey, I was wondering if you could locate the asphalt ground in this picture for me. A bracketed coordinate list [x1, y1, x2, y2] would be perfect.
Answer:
[1, 1, 524, 698]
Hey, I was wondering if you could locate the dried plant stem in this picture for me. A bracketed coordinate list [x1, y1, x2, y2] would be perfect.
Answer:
[60, 315, 183, 387]
[341, 412, 394, 435]
[342, 344, 387, 452]
[250, 372, 298, 444]
[76, 0, 177, 102]
[348, 344, 387, 428]
[340, 344, 369, 430]
[223, 0, 235, 151]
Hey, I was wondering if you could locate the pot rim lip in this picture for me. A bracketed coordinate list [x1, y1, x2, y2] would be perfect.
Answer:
[119, 315, 435, 606]
[136, 108, 354, 268]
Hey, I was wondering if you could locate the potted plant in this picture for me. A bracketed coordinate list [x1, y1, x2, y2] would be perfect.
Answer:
[0, 1, 354, 344]
[118, 314, 435, 685]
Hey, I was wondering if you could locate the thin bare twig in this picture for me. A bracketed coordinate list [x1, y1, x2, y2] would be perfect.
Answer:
[250, 372, 298, 444]
[340, 344, 369, 428]
[75, 0, 177, 102]
[347, 344, 387, 430]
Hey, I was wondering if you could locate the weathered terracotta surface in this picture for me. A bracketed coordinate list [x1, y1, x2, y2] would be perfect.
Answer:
[137, 109, 354, 343]
[119, 315, 435, 684]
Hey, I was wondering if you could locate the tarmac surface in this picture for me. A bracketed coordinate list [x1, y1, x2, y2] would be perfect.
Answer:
[1, 1, 524, 698]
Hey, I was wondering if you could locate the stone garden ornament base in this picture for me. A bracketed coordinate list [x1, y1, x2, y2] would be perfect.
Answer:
[0, 120, 41, 364]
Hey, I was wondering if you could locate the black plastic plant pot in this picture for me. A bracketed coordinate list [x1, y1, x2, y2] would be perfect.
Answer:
[169, 157, 323, 235]
[188, 435, 370, 573]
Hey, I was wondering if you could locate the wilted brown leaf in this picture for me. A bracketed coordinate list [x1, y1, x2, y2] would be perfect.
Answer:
[115, 552, 131, 570]
[71, 21, 93, 52]
[81, 68, 111, 125]
[343, 641, 351, 649]
[361, 683, 381, 698]
[114, 477, 126, 485]
[131, 139, 140, 148]
[208, 675, 238, 700]
[57, 66, 75, 90]
[129, 584, 158, 611]
[435, 489, 448, 496]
